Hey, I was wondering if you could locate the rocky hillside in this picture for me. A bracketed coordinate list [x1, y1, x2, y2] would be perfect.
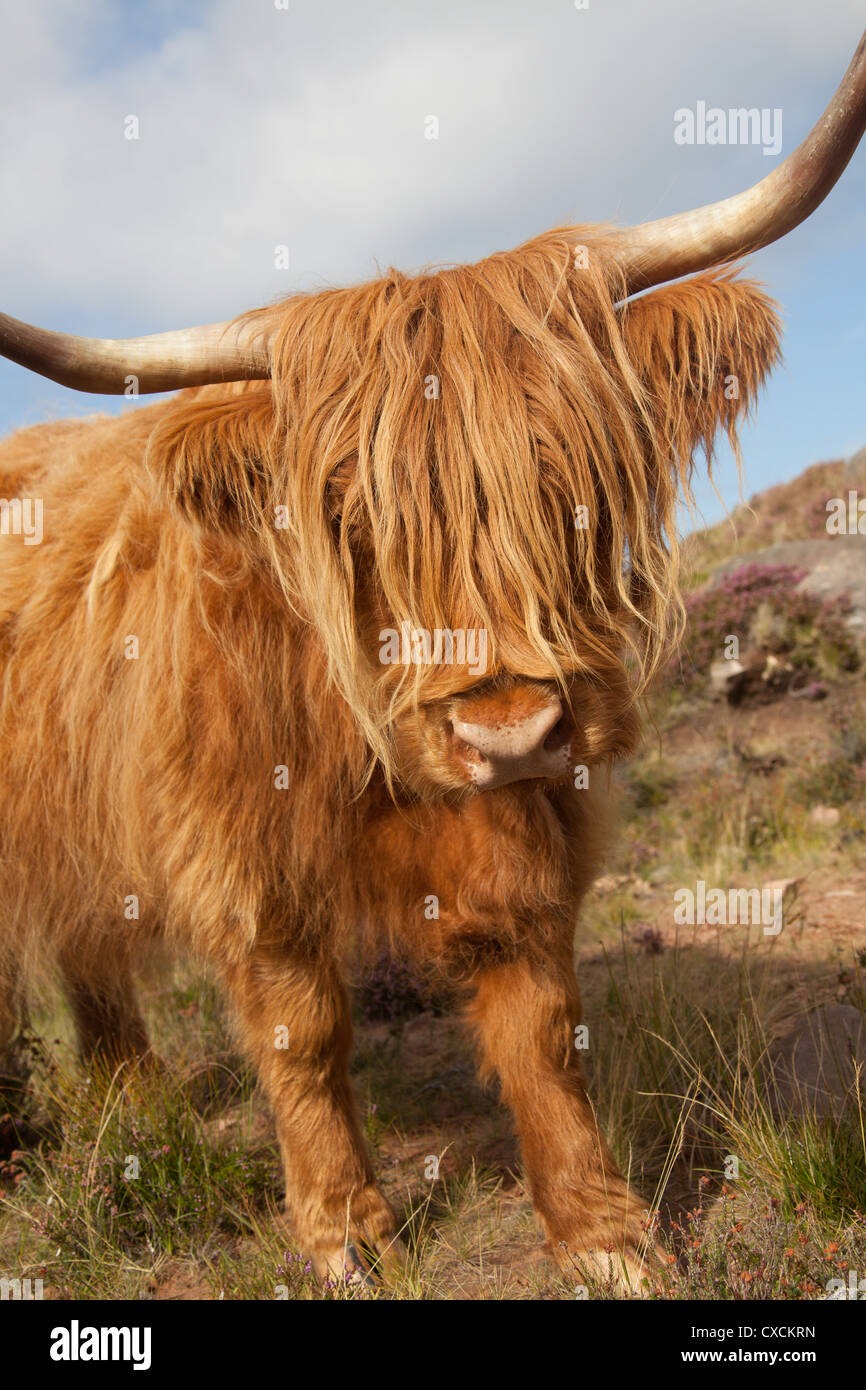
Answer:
[682, 447, 866, 584]
[671, 448, 866, 704]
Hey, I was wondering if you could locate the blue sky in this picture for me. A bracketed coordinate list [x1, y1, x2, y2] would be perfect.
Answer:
[0, 0, 863, 529]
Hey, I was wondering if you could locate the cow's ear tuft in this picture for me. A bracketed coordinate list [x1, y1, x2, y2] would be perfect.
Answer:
[147, 385, 276, 534]
[619, 270, 783, 462]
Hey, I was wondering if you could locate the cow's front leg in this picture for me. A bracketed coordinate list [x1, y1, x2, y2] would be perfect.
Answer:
[222, 944, 401, 1282]
[465, 948, 657, 1294]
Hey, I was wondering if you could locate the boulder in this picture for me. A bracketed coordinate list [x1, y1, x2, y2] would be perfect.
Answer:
[710, 536, 866, 645]
[763, 1004, 866, 1120]
[709, 647, 793, 705]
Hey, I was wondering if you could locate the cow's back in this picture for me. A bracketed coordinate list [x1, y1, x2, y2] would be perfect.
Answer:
[0, 405, 185, 971]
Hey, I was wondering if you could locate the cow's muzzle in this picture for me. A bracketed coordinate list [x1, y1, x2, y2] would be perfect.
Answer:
[449, 697, 572, 789]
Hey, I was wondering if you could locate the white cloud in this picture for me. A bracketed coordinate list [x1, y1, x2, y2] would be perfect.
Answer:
[0, 0, 863, 335]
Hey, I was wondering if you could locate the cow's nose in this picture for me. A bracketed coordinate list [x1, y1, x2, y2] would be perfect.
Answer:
[450, 698, 572, 789]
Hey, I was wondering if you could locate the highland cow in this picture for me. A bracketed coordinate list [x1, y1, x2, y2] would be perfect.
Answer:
[0, 37, 863, 1291]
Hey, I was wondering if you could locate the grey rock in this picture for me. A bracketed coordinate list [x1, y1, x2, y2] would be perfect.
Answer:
[709, 536, 866, 644]
[708, 647, 793, 705]
[647, 864, 675, 885]
[763, 1005, 866, 1120]
[709, 657, 745, 694]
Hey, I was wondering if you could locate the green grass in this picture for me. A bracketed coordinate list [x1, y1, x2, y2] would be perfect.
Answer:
[2, 926, 863, 1300]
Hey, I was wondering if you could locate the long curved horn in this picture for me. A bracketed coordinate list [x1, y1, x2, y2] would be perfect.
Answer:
[0, 313, 271, 395]
[610, 31, 866, 293]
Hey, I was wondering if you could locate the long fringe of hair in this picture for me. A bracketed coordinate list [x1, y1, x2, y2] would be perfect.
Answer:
[152, 226, 782, 780]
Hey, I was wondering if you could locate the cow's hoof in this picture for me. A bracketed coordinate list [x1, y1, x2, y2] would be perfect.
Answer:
[314, 1243, 378, 1287]
[557, 1240, 662, 1298]
[313, 1234, 407, 1289]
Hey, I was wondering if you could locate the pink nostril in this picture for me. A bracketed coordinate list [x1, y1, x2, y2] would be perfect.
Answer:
[543, 710, 572, 752]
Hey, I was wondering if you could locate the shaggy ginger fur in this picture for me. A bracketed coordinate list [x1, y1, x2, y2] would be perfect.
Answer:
[0, 228, 781, 1286]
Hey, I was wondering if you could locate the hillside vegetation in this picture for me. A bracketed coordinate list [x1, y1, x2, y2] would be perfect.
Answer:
[682, 448, 866, 585]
